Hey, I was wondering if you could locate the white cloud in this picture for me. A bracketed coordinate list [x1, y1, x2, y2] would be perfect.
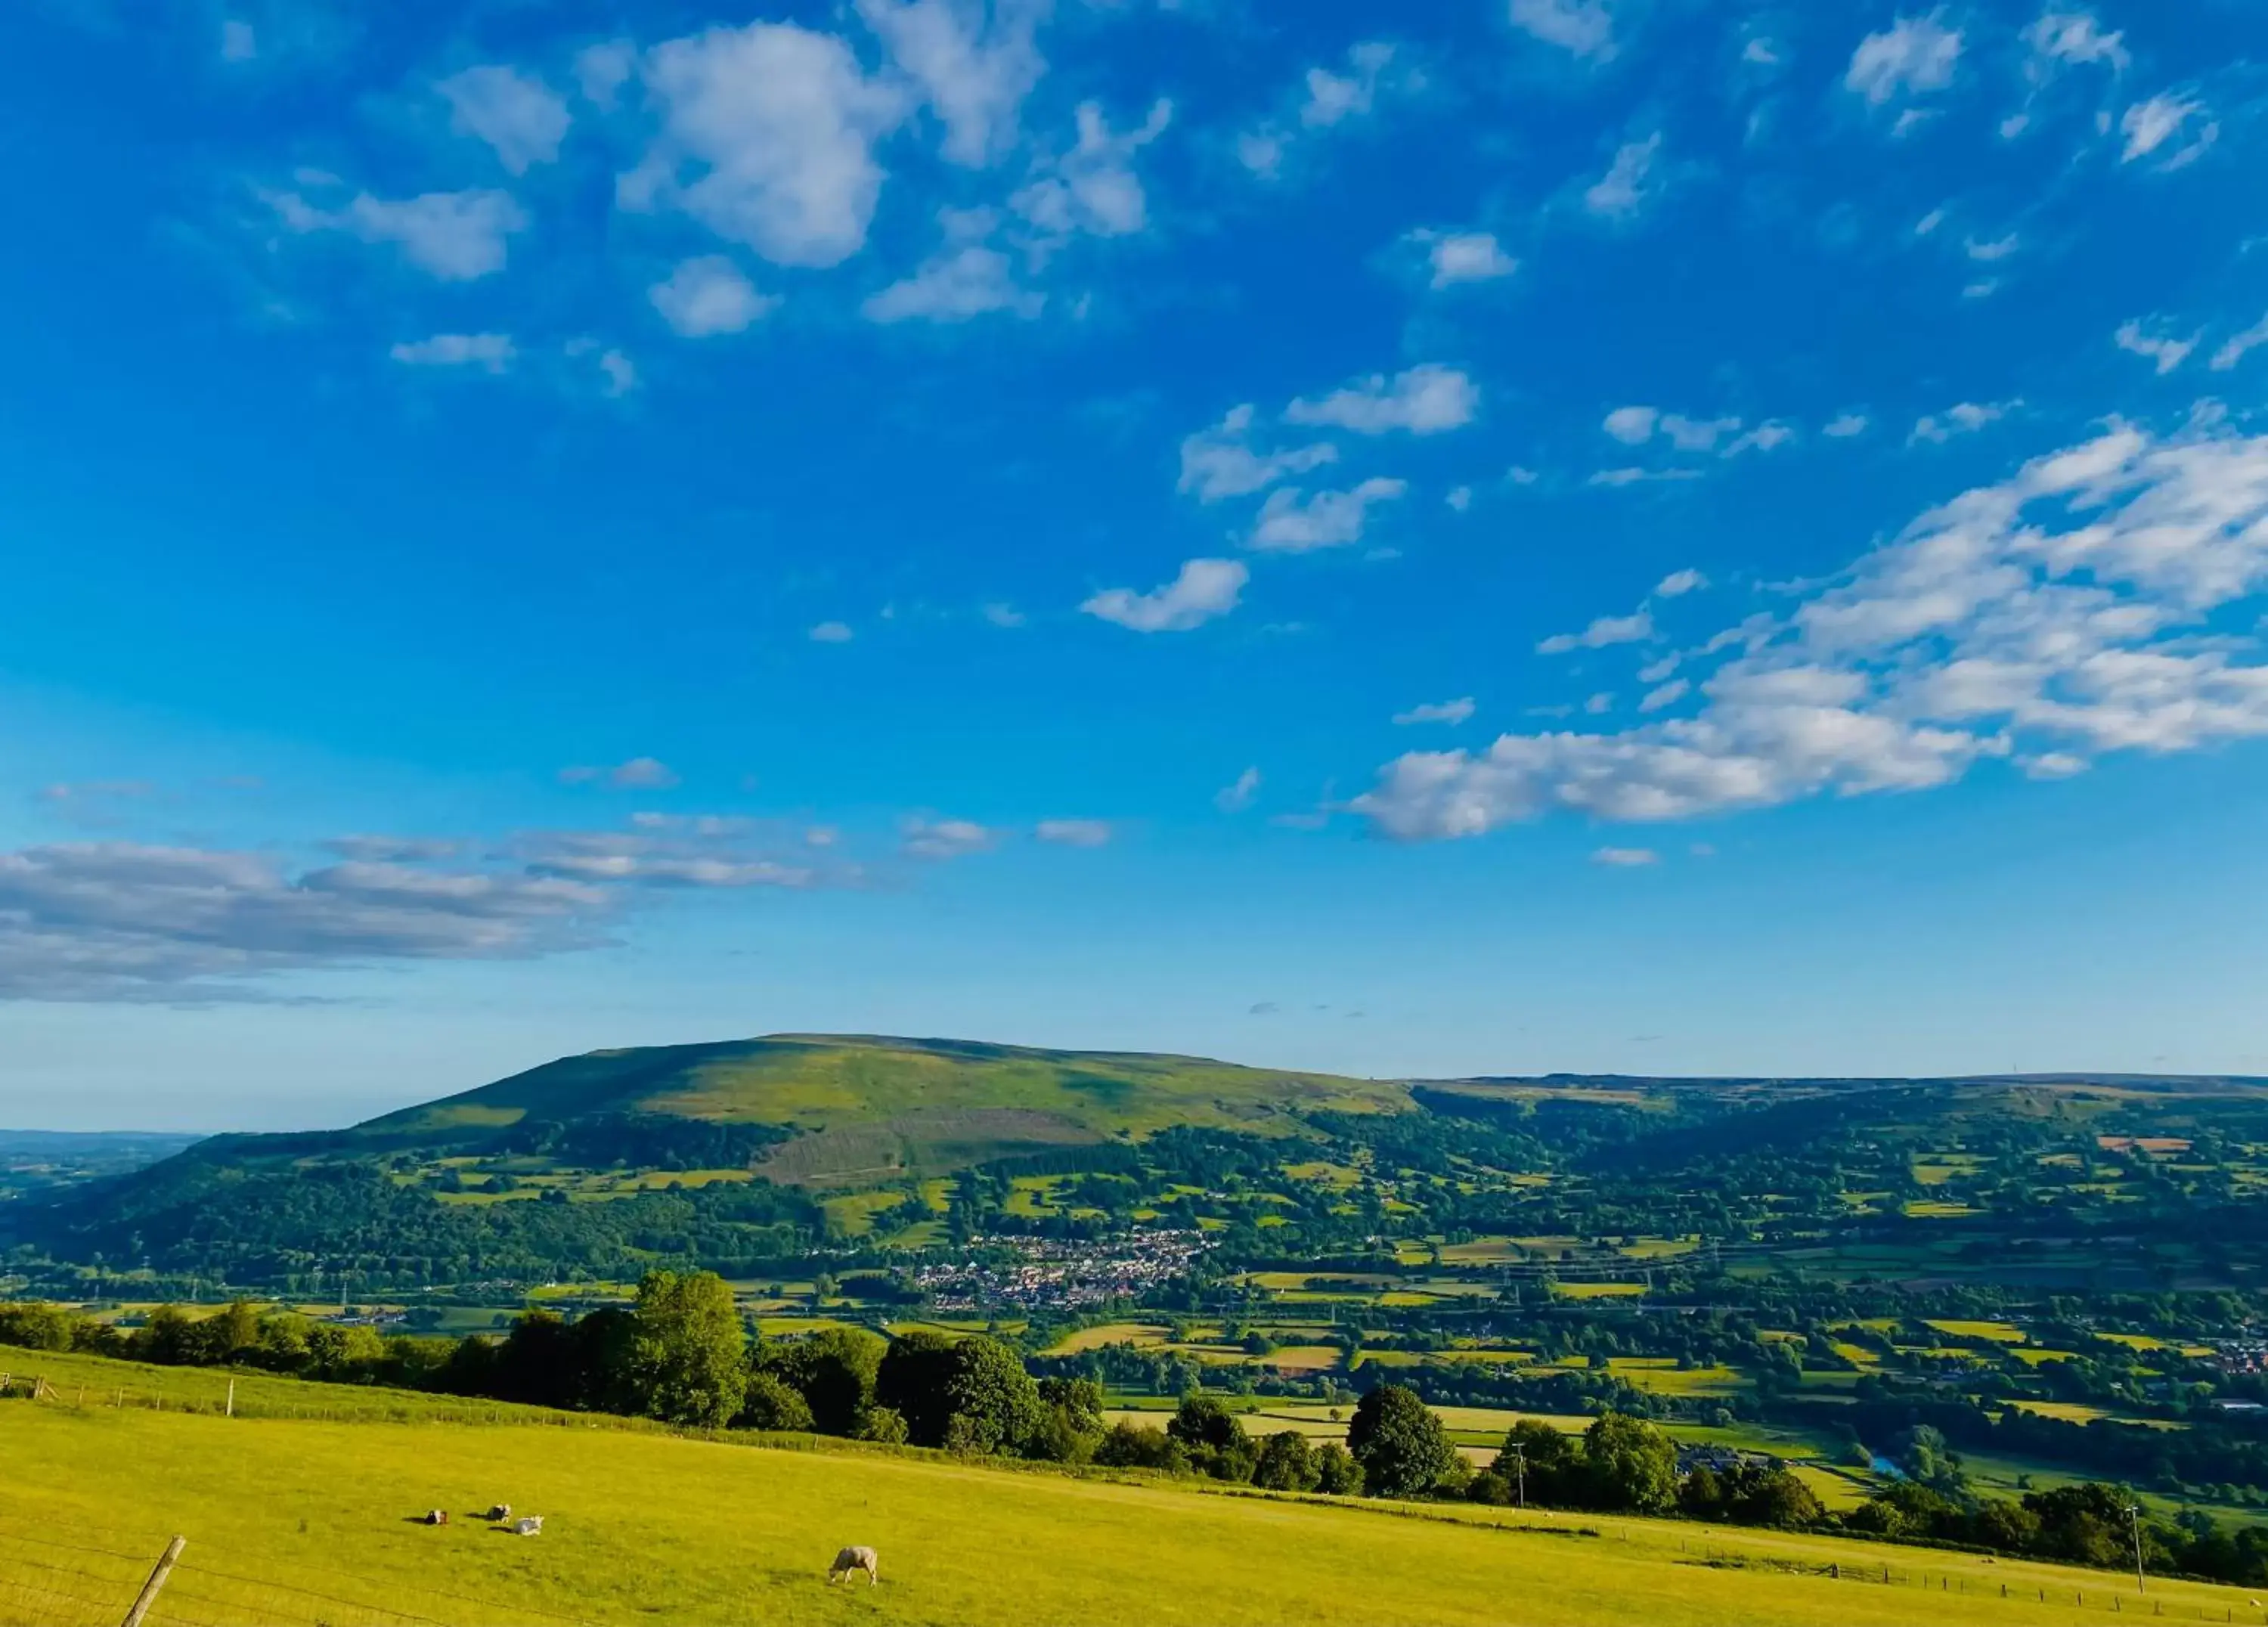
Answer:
[1538, 609, 1653, 654]
[1583, 133, 1661, 220]
[1302, 41, 1398, 129]
[864, 212, 1042, 324]
[559, 757, 681, 790]
[576, 40, 636, 107]
[631, 22, 908, 268]
[854, 0, 1045, 167]
[1639, 677, 1690, 712]
[649, 255, 777, 336]
[1035, 818, 1111, 847]
[389, 333, 515, 371]
[903, 817, 998, 859]
[219, 19, 256, 61]
[1250, 479, 1408, 553]
[1235, 129, 1287, 180]
[1585, 692, 1615, 715]
[0, 843, 616, 1000]
[2212, 316, 2268, 373]
[1410, 229, 1517, 290]
[1966, 233, 2020, 262]
[266, 187, 528, 280]
[1216, 767, 1262, 812]
[809, 621, 854, 643]
[1285, 364, 1478, 435]
[1445, 485, 1473, 513]
[1603, 405, 1658, 445]
[1353, 422, 2268, 841]
[1177, 405, 1337, 503]
[1012, 98, 1172, 243]
[2025, 12, 2127, 73]
[2120, 93, 2217, 169]
[596, 348, 637, 396]
[1508, 0, 1616, 61]
[1724, 422, 1795, 457]
[981, 602, 1025, 628]
[1845, 13, 1962, 107]
[1823, 412, 1871, 439]
[1910, 400, 2015, 445]
[1395, 698, 1476, 727]
[1654, 569, 1706, 598]
[2115, 319, 2198, 376]
[438, 65, 572, 175]
[1588, 467, 1703, 488]
[1591, 846, 1659, 866]
[1082, 558, 1247, 633]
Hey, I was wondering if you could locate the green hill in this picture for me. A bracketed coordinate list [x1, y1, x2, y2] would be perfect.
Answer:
[357, 1033, 1410, 1184]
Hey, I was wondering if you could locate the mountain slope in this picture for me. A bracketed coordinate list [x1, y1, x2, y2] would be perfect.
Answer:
[354, 1033, 1409, 1183]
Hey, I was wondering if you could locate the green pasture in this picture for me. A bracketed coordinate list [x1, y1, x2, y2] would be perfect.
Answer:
[12, 1393, 2244, 1627]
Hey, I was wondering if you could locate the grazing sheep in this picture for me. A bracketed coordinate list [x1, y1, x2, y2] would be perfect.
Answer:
[484, 1505, 511, 1522]
[511, 1516, 544, 1537]
[421, 1510, 449, 1526]
[828, 1546, 879, 1586]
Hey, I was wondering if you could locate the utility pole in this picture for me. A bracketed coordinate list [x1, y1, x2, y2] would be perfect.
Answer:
[1510, 1444, 1526, 1511]
[2126, 1504, 2146, 1595]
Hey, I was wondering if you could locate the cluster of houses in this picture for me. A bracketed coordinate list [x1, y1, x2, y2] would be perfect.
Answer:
[916, 1229, 1214, 1312]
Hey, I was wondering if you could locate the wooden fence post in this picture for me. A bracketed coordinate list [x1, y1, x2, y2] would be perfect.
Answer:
[119, 1536, 185, 1627]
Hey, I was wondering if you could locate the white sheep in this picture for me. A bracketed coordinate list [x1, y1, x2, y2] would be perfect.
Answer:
[828, 1545, 878, 1586]
[511, 1516, 544, 1537]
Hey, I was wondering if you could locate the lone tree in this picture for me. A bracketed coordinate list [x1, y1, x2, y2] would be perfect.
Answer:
[1579, 1412, 1678, 1514]
[1347, 1384, 1459, 1498]
[625, 1269, 747, 1428]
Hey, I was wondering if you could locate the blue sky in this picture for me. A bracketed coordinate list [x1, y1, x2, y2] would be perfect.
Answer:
[6, 0, 2268, 1129]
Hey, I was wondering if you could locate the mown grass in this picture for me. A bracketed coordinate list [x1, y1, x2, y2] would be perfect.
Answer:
[7, 1392, 2258, 1627]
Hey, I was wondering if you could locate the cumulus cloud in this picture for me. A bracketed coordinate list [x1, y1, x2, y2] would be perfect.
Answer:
[2212, 316, 2268, 373]
[855, 0, 1045, 167]
[902, 817, 998, 859]
[1034, 818, 1111, 847]
[1508, 0, 1615, 61]
[1538, 609, 1653, 654]
[2115, 319, 2198, 376]
[1177, 405, 1338, 503]
[2025, 12, 2127, 73]
[1250, 478, 1408, 553]
[1215, 767, 1262, 812]
[1655, 569, 1707, 597]
[1824, 412, 1871, 439]
[1408, 229, 1517, 289]
[1395, 698, 1476, 726]
[809, 621, 855, 643]
[1845, 12, 1963, 107]
[1284, 364, 1478, 435]
[389, 333, 515, 371]
[628, 22, 909, 268]
[1082, 558, 1247, 632]
[1910, 401, 2015, 445]
[1238, 42, 1407, 181]
[2119, 93, 2216, 169]
[1604, 407, 1747, 454]
[0, 843, 610, 1001]
[559, 757, 681, 790]
[864, 210, 1042, 323]
[1012, 98, 1172, 244]
[265, 186, 528, 280]
[1583, 133, 1662, 220]
[649, 255, 777, 336]
[438, 65, 572, 175]
[1352, 422, 2268, 841]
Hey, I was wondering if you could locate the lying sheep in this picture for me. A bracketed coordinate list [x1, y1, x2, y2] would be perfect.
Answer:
[421, 1510, 450, 1526]
[511, 1516, 544, 1537]
[484, 1505, 511, 1522]
[828, 1546, 878, 1586]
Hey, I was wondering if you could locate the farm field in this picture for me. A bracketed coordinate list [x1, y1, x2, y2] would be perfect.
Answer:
[5, 1396, 2255, 1627]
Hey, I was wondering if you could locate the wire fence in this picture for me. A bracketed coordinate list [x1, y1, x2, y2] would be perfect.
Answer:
[0, 1521, 597, 1627]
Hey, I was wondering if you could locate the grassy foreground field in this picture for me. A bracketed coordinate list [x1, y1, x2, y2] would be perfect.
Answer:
[8, 1386, 2268, 1627]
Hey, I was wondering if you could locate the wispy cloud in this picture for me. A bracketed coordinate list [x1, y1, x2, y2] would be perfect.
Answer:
[559, 757, 680, 790]
[1394, 698, 1476, 726]
[1284, 364, 1479, 435]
